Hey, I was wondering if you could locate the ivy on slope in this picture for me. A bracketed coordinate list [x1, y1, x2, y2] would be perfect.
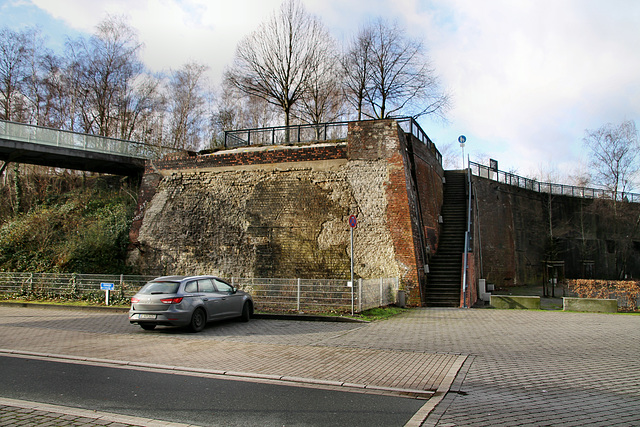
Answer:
[0, 185, 138, 274]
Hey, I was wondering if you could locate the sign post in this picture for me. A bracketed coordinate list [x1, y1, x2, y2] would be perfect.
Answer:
[348, 215, 357, 315]
[100, 282, 115, 306]
[458, 135, 467, 169]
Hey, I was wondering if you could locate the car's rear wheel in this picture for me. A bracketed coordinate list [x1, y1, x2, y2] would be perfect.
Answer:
[240, 301, 252, 322]
[140, 323, 156, 331]
[189, 308, 206, 332]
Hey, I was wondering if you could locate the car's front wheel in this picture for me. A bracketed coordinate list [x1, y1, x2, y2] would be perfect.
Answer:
[189, 308, 206, 332]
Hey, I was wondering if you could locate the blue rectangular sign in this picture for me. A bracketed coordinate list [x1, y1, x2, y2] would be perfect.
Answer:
[100, 282, 115, 291]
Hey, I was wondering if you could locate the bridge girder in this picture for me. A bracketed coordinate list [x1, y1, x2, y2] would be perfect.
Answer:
[0, 138, 146, 177]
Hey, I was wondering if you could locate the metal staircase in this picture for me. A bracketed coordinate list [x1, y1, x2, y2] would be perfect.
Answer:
[426, 170, 467, 307]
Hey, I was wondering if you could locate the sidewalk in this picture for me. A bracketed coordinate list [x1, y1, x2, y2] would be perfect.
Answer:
[0, 397, 194, 427]
[0, 305, 639, 426]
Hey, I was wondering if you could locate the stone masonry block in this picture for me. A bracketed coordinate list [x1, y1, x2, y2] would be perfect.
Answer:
[563, 297, 617, 313]
[491, 295, 541, 310]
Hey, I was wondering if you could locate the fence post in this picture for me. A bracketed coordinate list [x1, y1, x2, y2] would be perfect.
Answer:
[358, 278, 363, 313]
[380, 278, 383, 306]
[297, 278, 301, 312]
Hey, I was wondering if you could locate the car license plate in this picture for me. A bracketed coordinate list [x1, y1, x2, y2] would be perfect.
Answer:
[139, 314, 156, 320]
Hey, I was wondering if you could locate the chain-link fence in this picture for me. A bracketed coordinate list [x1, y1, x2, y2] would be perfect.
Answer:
[0, 272, 400, 314]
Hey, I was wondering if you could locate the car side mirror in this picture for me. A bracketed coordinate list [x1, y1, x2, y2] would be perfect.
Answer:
[231, 286, 237, 294]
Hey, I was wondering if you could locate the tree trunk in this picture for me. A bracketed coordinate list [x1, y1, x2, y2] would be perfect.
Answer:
[13, 163, 21, 215]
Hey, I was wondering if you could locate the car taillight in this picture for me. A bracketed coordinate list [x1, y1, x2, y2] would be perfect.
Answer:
[131, 297, 140, 303]
[161, 297, 183, 304]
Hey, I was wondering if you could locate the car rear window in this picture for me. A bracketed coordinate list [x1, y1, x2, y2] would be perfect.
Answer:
[139, 281, 180, 294]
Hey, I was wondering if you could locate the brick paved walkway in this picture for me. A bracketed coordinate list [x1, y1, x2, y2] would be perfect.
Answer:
[0, 305, 638, 426]
[0, 397, 194, 426]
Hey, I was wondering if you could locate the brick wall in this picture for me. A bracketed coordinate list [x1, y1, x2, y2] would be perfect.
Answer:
[473, 175, 640, 288]
[347, 120, 444, 305]
[149, 143, 346, 172]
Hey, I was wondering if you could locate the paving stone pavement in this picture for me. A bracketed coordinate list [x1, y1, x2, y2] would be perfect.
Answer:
[0, 397, 195, 426]
[0, 305, 639, 426]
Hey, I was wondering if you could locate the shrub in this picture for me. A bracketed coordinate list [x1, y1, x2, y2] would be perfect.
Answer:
[0, 179, 137, 274]
[566, 279, 640, 311]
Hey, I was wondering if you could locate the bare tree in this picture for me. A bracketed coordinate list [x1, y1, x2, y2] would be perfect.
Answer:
[437, 141, 459, 170]
[225, 0, 329, 130]
[69, 15, 144, 137]
[20, 28, 54, 126]
[584, 120, 639, 203]
[584, 120, 639, 278]
[294, 38, 345, 130]
[342, 25, 373, 120]
[167, 62, 208, 150]
[211, 79, 280, 147]
[0, 27, 30, 121]
[118, 73, 164, 142]
[345, 19, 450, 120]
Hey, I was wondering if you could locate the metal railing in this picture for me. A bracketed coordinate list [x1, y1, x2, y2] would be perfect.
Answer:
[224, 121, 350, 148]
[0, 120, 180, 160]
[223, 118, 442, 165]
[0, 272, 399, 314]
[462, 161, 472, 308]
[469, 161, 640, 203]
[397, 118, 443, 165]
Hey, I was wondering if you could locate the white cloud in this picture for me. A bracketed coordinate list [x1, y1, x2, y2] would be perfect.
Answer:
[415, 0, 640, 177]
[28, 0, 283, 83]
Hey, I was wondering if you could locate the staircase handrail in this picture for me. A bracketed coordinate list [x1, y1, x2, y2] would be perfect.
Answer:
[462, 157, 473, 307]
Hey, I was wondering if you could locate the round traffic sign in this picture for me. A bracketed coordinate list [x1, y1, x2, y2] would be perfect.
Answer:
[348, 215, 357, 228]
[458, 135, 466, 144]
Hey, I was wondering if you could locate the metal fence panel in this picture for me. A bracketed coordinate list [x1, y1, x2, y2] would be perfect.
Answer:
[0, 272, 399, 314]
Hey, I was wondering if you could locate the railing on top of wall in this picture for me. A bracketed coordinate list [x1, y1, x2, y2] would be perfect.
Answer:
[469, 161, 640, 203]
[223, 118, 442, 165]
[0, 272, 399, 314]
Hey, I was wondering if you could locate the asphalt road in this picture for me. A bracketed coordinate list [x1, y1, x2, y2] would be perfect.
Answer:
[0, 355, 426, 426]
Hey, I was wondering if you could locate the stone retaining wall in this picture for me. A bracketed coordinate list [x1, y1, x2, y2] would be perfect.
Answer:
[128, 120, 444, 306]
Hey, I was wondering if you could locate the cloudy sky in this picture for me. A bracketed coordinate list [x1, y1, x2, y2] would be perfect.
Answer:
[1, 0, 639, 182]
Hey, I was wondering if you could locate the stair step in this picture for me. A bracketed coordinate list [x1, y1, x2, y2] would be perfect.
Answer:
[427, 170, 468, 306]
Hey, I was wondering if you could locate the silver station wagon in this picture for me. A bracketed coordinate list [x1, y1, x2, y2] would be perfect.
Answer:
[129, 275, 254, 332]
